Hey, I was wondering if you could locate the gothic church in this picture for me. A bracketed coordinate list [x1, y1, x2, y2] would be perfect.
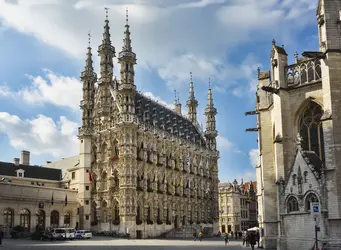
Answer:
[254, 0, 341, 249]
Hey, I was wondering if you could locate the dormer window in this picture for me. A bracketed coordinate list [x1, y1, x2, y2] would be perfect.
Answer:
[16, 169, 25, 178]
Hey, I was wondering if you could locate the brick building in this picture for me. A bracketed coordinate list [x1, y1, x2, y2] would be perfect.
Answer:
[252, 0, 341, 249]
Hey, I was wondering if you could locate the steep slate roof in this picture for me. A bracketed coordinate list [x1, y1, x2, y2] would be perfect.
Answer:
[301, 151, 323, 176]
[0, 162, 62, 181]
[135, 93, 206, 147]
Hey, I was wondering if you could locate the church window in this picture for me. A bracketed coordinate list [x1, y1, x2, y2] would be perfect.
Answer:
[114, 204, 120, 221]
[292, 174, 297, 185]
[305, 193, 319, 212]
[304, 171, 308, 183]
[147, 206, 151, 221]
[126, 63, 128, 71]
[287, 196, 299, 213]
[299, 102, 325, 162]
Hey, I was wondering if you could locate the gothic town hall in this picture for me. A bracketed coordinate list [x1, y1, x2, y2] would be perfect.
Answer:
[56, 13, 220, 238]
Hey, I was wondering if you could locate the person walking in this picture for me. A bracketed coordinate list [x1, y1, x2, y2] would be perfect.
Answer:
[198, 231, 203, 242]
[249, 232, 256, 250]
[256, 230, 260, 248]
[0, 226, 4, 247]
[242, 231, 246, 245]
[224, 232, 229, 245]
[193, 231, 197, 241]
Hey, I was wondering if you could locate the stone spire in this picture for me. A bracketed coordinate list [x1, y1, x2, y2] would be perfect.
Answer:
[204, 78, 217, 150]
[80, 31, 97, 137]
[98, 7, 116, 78]
[117, 8, 137, 122]
[173, 90, 177, 107]
[186, 72, 198, 124]
[118, 7, 137, 89]
[97, 8, 116, 117]
[175, 92, 182, 114]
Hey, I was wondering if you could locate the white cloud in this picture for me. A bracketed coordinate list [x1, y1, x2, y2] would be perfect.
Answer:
[249, 148, 260, 167]
[0, 69, 82, 110]
[0, 0, 317, 91]
[217, 135, 242, 154]
[142, 91, 173, 110]
[0, 112, 79, 158]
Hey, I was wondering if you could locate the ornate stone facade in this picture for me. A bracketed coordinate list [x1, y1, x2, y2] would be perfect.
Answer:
[253, 1, 341, 249]
[77, 12, 219, 238]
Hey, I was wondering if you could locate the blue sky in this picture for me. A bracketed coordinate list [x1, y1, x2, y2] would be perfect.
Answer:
[0, 0, 319, 182]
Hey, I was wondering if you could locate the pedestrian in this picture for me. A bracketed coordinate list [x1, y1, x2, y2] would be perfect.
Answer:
[249, 232, 256, 250]
[224, 233, 229, 245]
[193, 231, 197, 241]
[0, 226, 4, 247]
[242, 231, 246, 245]
[246, 232, 250, 247]
[235, 231, 237, 239]
[256, 230, 260, 248]
[230, 230, 233, 239]
[198, 231, 203, 242]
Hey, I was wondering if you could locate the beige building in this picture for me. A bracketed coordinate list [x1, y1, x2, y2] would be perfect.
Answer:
[0, 151, 78, 236]
[42, 13, 220, 239]
[250, 0, 341, 249]
[218, 180, 257, 234]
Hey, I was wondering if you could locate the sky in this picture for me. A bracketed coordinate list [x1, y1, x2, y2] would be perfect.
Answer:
[0, 0, 319, 183]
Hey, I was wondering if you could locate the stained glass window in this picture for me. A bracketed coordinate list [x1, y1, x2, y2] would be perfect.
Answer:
[299, 102, 325, 162]
[287, 196, 299, 213]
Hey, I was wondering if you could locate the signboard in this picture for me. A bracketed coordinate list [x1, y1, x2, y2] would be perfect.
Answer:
[39, 202, 44, 209]
[311, 202, 320, 218]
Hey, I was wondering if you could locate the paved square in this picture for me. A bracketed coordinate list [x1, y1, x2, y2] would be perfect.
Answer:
[1, 237, 248, 249]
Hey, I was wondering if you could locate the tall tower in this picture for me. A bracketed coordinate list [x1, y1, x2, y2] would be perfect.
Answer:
[186, 72, 198, 124]
[317, 0, 341, 233]
[97, 8, 116, 117]
[117, 8, 137, 121]
[204, 79, 217, 150]
[117, 8, 138, 238]
[78, 32, 97, 230]
[174, 91, 182, 114]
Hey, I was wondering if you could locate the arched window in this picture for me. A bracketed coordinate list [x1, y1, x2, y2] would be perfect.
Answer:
[64, 212, 71, 227]
[50, 210, 59, 228]
[299, 102, 325, 162]
[114, 204, 120, 221]
[304, 171, 308, 183]
[101, 172, 108, 190]
[287, 196, 299, 213]
[157, 207, 161, 221]
[292, 174, 297, 185]
[305, 193, 319, 211]
[3, 208, 14, 228]
[36, 210, 46, 230]
[20, 209, 31, 232]
[147, 206, 151, 221]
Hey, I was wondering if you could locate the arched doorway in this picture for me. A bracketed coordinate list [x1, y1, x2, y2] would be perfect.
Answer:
[20, 209, 31, 232]
[36, 210, 46, 231]
[50, 210, 59, 228]
[3, 208, 14, 229]
[174, 215, 178, 229]
[64, 212, 71, 228]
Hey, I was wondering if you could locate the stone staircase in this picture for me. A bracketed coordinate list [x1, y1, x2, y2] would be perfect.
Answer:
[164, 224, 213, 239]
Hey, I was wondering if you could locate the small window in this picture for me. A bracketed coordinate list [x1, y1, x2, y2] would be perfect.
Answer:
[85, 200, 89, 205]
[72, 172, 75, 180]
[86, 169, 89, 173]
[86, 186, 89, 191]
[85, 215, 89, 220]
[304, 171, 308, 183]
[292, 174, 297, 185]
[18, 172, 23, 177]
[287, 196, 299, 213]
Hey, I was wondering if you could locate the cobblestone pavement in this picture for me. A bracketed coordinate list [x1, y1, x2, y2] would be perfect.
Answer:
[1, 237, 249, 250]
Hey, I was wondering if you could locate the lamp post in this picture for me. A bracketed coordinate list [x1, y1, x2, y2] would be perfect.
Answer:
[218, 210, 224, 233]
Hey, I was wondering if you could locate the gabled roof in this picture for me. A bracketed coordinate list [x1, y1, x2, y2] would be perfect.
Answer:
[301, 151, 323, 177]
[135, 93, 206, 147]
[0, 162, 62, 181]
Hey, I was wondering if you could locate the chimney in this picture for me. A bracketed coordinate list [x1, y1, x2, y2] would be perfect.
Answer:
[13, 158, 20, 166]
[21, 150, 30, 165]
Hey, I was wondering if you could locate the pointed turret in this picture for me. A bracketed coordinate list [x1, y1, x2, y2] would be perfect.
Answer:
[79, 32, 97, 137]
[97, 8, 116, 117]
[117, 8, 137, 123]
[175, 93, 182, 114]
[118, 8, 137, 90]
[98, 8, 116, 78]
[205, 78, 218, 150]
[186, 72, 198, 124]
